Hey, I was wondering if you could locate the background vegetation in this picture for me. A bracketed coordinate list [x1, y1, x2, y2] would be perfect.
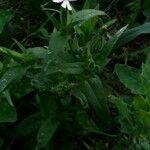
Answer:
[0, 0, 150, 149]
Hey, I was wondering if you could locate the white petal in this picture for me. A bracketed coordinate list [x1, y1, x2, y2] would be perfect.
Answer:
[61, 0, 67, 9]
[52, 0, 63, 3]
[61, 0, 72, 10]
[66, 1, 72, 10]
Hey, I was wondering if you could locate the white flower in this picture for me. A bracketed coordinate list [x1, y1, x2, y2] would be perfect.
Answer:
[52, 0, 76, 11]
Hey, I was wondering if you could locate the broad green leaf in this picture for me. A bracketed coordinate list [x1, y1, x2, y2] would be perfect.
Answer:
[48, 31, 69, 58]
[0, 99, 17, 123]
[115, 64, 144, 95]
[44, 31, 69, 73]
[14, 113, 41, 137]
[0, 67, 27, 93]
[80, 16, 98, 35]
[0, 9, 13, 33]
[37, 119, 59, 148]
[117, 22, 150, 47]
[68, 9, 106, 25]
[96, 26, 127, 67]
[116, 54, 150, 96]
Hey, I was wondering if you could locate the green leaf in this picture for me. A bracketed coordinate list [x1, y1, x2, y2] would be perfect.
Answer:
[142, 53, 150, 79]
[3, 90, 13, 106]
[115, 64, 144, 95]
[37, 119, 59, 148]
[79, 80, 101, 114]
[115, 54, 150, 96]
[79, 76, 111, 127]
[0, 9, 13, 33]
[117, 22, 150, 47]
[89, 76, 111, 122]
[96, 26, 127, 67]
[68, 9, 106, 26]
[71, 88, 88, 106]
[137, 110, 150, 128]
[0, 67, 27, 93]
[44, 31, 69, 73]
[141, 53, 150, 96]
[80, 16, 98, 35]
[132, 96, 148, 111]
[76, 109, 114, 137]
[48, 31, 69, 58]
[143, 9, 150, 19]
[109, 95, 135, 134]
[83, 0, 92, 9]
[13, 38, 26, 52]
[0, 99, 17, 123]
[46, 12, 60, 30]
[27, 47, 47, 59]
[11, 79, 33, 98]
[0, 46, 29, 62]
[76, 110, 100, 133]
[36, 92, 57, 117]
[46, 62, 84, 75]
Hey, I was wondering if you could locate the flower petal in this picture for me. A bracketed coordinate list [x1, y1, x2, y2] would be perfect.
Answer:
[61, 0, 67, 9]
[66, 1, 72, 10]
[63, 0, 72, 10]
[52, 0, 63, 3]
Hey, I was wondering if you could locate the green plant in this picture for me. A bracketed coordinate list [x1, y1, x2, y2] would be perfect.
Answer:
[0, 1, 150, 149]
[113, 48, 150, 149]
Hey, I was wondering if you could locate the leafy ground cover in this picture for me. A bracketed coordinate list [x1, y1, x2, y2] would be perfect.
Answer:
[0, 0, 150, 149]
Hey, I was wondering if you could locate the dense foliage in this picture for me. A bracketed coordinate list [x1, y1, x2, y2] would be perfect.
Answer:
[0, 0, 150, 149]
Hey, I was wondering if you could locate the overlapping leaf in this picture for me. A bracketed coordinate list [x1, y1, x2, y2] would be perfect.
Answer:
[96, 26, 127, 67]
[117, 22, 150, 47]
[115, 64, 144, 95]
[115, 53, 150, 96]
